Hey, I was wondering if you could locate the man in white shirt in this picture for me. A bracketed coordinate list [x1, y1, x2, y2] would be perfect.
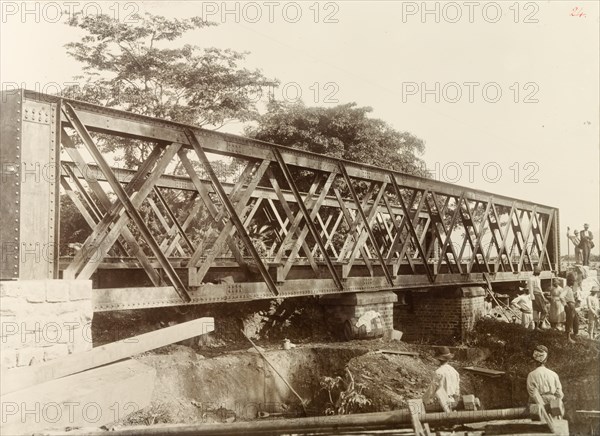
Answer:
[511, 286, 535, 330]
[423, 347, 460, 412]
[527, 345, 564, 407]
[587, 286, 599, 339]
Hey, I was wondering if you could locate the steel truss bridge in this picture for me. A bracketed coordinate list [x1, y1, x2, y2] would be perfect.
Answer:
[1, 90, 559, 312]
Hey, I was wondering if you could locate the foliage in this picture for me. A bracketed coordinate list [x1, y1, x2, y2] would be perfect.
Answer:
[470, 318, 599, 379]
[59, 195, 90, 255]
[62, 12, 277, 166]
[245, 101, 428, 177]
[320, 369, 372, 415]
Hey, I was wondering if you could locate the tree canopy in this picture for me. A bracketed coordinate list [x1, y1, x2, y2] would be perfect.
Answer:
[63, 12, 277, 165]
[245, 101, 428, 177]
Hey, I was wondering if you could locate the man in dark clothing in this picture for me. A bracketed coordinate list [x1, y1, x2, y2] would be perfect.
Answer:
[564, 272, 579, 343]
[580, 224, 594, 266]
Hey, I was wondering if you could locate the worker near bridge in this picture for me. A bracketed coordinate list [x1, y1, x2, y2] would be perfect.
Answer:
[423, 347, 460, 412]
[511, 285, 535, 330]
[526, 345, 564, 407]
[529, 266, 548, 330]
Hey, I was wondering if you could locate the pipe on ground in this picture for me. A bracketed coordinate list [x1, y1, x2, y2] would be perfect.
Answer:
[57, 407, 528, 435]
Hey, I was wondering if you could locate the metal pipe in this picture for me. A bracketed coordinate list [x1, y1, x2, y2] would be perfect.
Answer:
[60, 407, 528, 436]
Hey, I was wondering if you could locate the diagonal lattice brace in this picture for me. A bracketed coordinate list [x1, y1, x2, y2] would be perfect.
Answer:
[424, 193, 461, 274]
[164, 198, 201, 257]
[147, 196, 186, 257]
[62, 103, 190, 301]
[382, 195, 416, 274]
[60, 169, 128, 257]
[435, 193, 465, 274]
[338, 163, 393, 285]
[75, 144, 185, 282]
[153, 187, 195, 253]
[333, 188, 374, 275]
[280, 171, 337, 280]
[267, 169, 319, 273]
[389, 174, 433, 282]
[62, 139, 164, 284]
[61, 131, 161, 279]
[517, 206, 538, 272]
[186, 159, 268, 272]
[185, 129, 279, 296]
[536, 212, 554, 269]
[337, 182, 377, 261]
[272, 148, 344, 292]
[188, 159, 270, 284]
[466, 199, 492, 274]
[177, 150, 245, 266]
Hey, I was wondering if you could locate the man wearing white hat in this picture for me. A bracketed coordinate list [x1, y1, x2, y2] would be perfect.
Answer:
[526, 345, 564, 406]
[423, 347, 461, 412]
[587, 286, 599, 339]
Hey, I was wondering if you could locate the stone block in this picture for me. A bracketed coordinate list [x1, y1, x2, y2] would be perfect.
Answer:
[23, 283, 46, 303]
[384, 329, 403, 342]
[463, 394, 476, 411]
[45, 280, 69, 302]
[461, 287, 486, 298]
[1, 348, 17, 369]
[68, 280, 93, 301]
[0, 281, 20, 298]
[43, 344, 69, 361]
[16, 347, 44, 367]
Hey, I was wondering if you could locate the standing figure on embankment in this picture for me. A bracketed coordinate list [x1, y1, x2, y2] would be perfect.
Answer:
[587, 286, 599, 339]
[529, 266, 548, 330]
[579, 223, 594, 267]
[563, 273, 580, 343]
[422, 347, 460, 412]
[548, 278, 566, 330]
[511, 285, 535, 330]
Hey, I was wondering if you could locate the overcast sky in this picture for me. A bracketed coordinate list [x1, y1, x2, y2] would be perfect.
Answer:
[1, 1, 598, 255]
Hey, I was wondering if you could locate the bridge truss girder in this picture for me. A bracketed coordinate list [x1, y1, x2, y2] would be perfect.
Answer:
[0, 90, 560, 311]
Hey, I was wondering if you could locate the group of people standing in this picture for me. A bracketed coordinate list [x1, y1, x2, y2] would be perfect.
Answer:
[511, 266, 599, 341]
[567, 224, 594, 266]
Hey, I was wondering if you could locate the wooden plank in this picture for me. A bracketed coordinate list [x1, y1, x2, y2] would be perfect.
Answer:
[464, 366, 505, 377]
[407, 399, 426, 436]
[0, 317, 214, 395]
[376, 349, 420, 357]
[1, 359, 155, 435]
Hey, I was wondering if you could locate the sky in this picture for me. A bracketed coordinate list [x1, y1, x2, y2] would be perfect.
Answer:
[1, 0, 599, 255]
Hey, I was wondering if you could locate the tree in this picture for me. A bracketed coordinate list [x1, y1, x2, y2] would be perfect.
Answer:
[62, 12, 278, 166]
[245, 101, 428, 177]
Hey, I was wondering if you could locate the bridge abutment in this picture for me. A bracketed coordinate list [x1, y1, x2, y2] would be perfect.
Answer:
[394, 287, 486, 343]
[321, 291, 398, 339]
[0, 280, 93, 369]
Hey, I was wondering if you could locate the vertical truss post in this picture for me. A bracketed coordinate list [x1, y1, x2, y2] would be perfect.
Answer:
[185, 129, 279, 296]
[271, 148, 344, 292]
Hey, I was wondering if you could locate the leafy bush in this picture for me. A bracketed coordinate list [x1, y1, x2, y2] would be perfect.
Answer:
[320, 369, 372, 415]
